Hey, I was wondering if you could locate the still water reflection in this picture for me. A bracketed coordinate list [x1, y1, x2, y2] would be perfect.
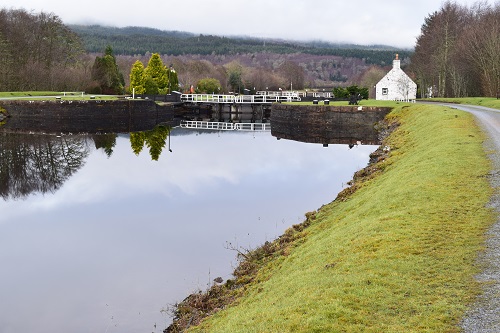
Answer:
[0, 128, 377, 333]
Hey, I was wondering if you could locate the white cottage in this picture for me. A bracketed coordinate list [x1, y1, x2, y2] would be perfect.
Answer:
[376, 54, 417, 102]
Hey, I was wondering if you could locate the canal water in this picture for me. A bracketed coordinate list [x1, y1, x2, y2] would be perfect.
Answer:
[0, 128, 378, 333]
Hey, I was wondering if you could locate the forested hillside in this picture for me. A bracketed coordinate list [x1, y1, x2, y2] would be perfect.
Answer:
[67, 24, 413, 93]
[69, 25, 412, 66]
[0, 7, 414, 93]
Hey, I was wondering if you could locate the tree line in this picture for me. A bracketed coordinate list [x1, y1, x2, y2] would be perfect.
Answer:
[0, 125, 172, 199]
[411, 1, 500, 98]
[4, 4, 498, 98]
[0, 8, 390, 94]
[0, 8, 85, 91]
[0, 8, 413, 94]
[69, 24, 410, 66]
[0, 132, 89, 200]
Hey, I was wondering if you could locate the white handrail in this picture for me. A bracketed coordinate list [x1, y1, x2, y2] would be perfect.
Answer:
[179, 120, 271, 131]
[180, 94, 300, 103]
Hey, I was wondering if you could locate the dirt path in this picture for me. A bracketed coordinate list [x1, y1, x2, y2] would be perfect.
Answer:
[436, 103, 500, 332]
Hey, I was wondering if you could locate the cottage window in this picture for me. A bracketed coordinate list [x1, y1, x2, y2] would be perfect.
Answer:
[382, 88, 388, 95]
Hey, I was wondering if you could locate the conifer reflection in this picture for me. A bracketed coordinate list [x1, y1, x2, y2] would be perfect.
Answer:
[0, 133, 90, 200]
[92, 133, 117, 157]
[130, 125, 171, 161]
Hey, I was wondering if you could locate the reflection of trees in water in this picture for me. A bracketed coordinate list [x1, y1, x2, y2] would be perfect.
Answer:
[130, 125, 170, 161]
[0, 133, 90, 200]
[0, 127, 170, 200]
[92, 133, 117, 157]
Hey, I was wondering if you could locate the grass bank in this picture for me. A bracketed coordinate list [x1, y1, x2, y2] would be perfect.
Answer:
[182, 103, 494, 332]
[421, 97, 500, 110]
[293, 98, 500, 110]
[291, 100, 402, 107]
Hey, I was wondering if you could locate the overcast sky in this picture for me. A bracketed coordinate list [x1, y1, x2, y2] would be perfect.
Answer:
[1, 0, 497, 49]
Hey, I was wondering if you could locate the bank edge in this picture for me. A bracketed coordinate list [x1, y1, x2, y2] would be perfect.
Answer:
[183, 103, 494, 333]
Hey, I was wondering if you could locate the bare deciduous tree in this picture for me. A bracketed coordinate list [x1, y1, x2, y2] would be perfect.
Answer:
[460, 2, 500, 97]
[359, 66, 386, 98]
[278, 60, 305, 90]
[412, 1, 499, 98]
[0, 8, 84, 91]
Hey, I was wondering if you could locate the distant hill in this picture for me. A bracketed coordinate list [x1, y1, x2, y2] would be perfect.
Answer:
[69, 25, 412, 66]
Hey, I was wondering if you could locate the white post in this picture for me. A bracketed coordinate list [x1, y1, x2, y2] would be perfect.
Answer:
[133, 88, 135, 100]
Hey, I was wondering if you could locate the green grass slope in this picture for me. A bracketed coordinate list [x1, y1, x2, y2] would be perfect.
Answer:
[421, 97, 500, 110]
[188, 104, 494, 332]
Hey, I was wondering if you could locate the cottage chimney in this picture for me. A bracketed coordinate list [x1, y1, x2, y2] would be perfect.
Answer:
[393, 54, 401, 69]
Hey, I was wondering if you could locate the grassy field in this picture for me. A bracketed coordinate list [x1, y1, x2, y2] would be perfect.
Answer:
[0, 91, 117, 100]
[0, 91, 74, 97]
[185, 103, 494, 332]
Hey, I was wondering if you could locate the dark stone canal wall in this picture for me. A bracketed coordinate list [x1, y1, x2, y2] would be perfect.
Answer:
[0, 99, 175, 133]
[271, 104, 392, 145]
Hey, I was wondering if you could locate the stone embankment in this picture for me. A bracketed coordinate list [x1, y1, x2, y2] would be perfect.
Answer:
[271, 104, 391, 145]
[0, 99, 175, 133]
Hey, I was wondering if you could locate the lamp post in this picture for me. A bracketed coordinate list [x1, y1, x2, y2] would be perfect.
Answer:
[168, 128, 172, 152]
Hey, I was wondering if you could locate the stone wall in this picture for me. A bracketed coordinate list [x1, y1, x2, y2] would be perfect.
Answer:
[0, 99, 174, 133]
[271, 104, 391, 145]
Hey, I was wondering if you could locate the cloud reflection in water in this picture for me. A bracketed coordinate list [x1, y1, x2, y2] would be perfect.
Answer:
[0, 128, 378, 332]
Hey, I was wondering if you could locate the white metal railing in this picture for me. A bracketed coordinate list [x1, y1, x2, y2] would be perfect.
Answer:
[180, 120, 271, 131]
[255, 91, 301, 97]
[255, 91, 332, 98]
[180, 94, 300, 103]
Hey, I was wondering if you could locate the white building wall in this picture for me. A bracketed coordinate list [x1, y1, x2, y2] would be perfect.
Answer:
[376, 58, 417, 102]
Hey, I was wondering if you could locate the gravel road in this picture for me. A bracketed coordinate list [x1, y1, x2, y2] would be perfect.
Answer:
[433, 103, 500, 332]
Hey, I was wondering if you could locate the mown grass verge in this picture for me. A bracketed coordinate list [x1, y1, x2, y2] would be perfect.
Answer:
[421, 97, 500, 110]
[0, 91, 118, 100]
[0, 91, 65, 97]
[173, 103, 494, 332]
[290, 100, 409, 107]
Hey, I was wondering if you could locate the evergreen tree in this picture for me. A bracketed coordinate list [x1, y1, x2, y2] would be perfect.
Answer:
[145, 125, 169, 161]
[130, 131, 146, 155]
[91, 45, 125, 94]
[144, 75, 159, 95]
[130, 54, 180, 95]
[129, 60, 146, 94]
[129, 126, 170, 161]
[93, 133, 117, 158]
[144, 53, 168, 94]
